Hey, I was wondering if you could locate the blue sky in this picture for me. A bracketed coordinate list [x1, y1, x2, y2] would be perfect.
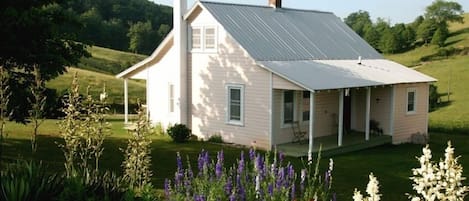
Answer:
[151, 0, 469, 24]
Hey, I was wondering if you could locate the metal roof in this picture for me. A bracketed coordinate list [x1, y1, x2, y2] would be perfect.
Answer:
[201, 1, 383, 61]
[257, 59, 436, 91]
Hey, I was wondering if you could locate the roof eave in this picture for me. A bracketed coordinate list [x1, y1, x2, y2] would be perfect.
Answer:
[116, 31, 174, 79]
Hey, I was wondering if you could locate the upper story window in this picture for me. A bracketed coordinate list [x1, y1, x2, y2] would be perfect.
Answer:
[191, 27, 202, 50]
[407, 88, 417, 114]
[204, 27, 216, 50]
[190, 26, 217, 52]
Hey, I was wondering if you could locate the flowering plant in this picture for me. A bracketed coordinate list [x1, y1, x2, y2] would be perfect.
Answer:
[164, 149, 335, 201]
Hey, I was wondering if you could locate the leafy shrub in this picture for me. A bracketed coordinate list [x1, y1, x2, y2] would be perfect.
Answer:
[0, 160, 63, 201]
[207, 134, 223, 143]
[167, 124, 191, 143]
[429, 84, 439, 111]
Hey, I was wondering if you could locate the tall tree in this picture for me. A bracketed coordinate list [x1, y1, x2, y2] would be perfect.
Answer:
[0, 0, 89, 122]
[425, 0, 464, 25]
[344, 10, 373, 37]
[127, 21, 156, 54]
[417, 19, 439, 44]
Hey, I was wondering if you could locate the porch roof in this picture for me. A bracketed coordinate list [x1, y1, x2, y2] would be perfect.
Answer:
[257, 59, 436, 91]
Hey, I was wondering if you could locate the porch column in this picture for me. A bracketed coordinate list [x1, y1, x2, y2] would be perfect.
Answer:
[124, 78, 129, 124]
[338, 89, 344, 147]
[365, 87, 371, 141]
[308, 91, 315, 162]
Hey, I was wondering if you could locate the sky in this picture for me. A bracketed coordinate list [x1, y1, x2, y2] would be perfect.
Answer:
[151, 0, 469, 24]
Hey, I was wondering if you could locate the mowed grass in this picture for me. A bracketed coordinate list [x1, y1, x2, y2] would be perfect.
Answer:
[2, 119, 469, 200]
[387, 13, 469, 132]
[78, 46, 147, 75]
[46, 67, 146, 111]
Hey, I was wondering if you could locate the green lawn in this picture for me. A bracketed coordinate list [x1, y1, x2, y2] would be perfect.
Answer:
[386, 13, 469, 133]
[2, 119, 469, 200]
[46, 67, 146, 113]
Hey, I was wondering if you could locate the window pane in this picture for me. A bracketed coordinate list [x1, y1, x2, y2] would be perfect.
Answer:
[205, 28, 215, 49]
[229, 88, 241, 121]
[169, 84, 174, 113]
[284, 91, 294, 124]
[407, 91, 415, 112]
[192, 28, 201, 49]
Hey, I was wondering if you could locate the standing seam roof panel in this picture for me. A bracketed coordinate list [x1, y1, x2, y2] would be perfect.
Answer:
[201, 1, 382, 61]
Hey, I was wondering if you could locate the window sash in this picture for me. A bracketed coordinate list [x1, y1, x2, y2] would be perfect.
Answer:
[283, 91, 294, 124]
[169, 84, 174, 113]
[407, 91, 415, 112]
[191, 27, 201, 49]
[204, 27, 216, 49]
[227, 85, 243, 125]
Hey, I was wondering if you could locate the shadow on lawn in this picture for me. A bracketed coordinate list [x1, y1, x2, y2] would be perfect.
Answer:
[0, 134, 250, 189]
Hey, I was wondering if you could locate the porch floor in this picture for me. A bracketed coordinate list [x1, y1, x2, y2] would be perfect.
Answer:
[277, 133, 392, 157]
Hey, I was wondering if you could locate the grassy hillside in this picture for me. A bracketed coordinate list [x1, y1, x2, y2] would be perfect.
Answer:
[46, 46, 147, 113]
[77, 46, 147, 75]
[386, 13, 469, 132]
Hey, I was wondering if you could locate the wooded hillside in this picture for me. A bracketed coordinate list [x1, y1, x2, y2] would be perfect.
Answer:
[60, 0, 173, 55]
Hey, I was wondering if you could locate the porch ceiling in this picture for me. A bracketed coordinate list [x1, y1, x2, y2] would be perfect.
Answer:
[258, 59, 436, 91]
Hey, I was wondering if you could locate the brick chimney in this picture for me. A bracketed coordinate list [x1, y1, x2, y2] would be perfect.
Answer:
[269, 0, 282, 8]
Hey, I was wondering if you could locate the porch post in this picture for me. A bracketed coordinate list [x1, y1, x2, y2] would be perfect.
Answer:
[366, 87, 371, 141]
[308, 91, 315, 162]
[124, 78, 129, 124]
[338, 89, 344, 147]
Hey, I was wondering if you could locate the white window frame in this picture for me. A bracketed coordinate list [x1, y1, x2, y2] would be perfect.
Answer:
[281, 90, 297, 128]
[406, 88, 417, 114]
[190, 25, 217, 53]
[168, 83, 175, 113]
[203, 26, 217, 52]
[226, 84, 244, 126]
[190, 26, 202, 52]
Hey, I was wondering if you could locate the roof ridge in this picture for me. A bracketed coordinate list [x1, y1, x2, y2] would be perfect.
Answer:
[199, 0, 333, 14]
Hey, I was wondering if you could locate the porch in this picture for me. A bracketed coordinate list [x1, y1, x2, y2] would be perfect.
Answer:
[277, 133, 392, 157]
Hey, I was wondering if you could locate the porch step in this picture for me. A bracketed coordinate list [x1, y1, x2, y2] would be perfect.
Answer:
[278, 135, 392, 158]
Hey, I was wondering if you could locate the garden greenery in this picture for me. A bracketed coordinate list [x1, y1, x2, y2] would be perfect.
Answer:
[0, 66, 11, 165]
[167, 123, 191, 143]
[122, 101, 154, 194]
[27, 65, 46, 153]
[58, 73, 110, 181]
[353, 141, 468, 201]
[164, 149, 335, 201]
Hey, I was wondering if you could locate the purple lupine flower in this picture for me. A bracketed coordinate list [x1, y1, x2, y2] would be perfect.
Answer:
[279, 151, 285, 164]
[229, 193, 236, 201]
[225, 177, 233, 195]
[176, 152, 183, 170]
[255, 154, 264, 174]
[249, 148, 256, 161]
[198, 150, 205, 171]
[238, 152, 245, 174]
[276, 167, 285, 188]
[268, 184, 273, 196]
[332, 192, 337, 201]
[236, 174, 246, 201]
[164, 179, 171, 198]
[215, 150, 224, 179]
[194, 195, 206, 201]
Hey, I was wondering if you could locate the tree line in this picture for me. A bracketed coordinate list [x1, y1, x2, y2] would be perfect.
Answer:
[345, 0, 464, 54]
[61, 0, 172, 55]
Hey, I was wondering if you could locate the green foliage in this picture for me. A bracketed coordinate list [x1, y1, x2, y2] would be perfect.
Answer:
[417, 19, 439, 44]
[0, 160, 63, 201]
[425, 0, 464, 25]
[379, 29, 400, 54]
[207, 134, 224, 143]
[0, 66, 11, 163]
[60, 0, 172, 54]
[0, 1, 90, 122]
[429, 84, 440, 111]
[122, 103, 154, 194]
[128, 21, 156, 54]
[27, 66, 47, 153]
[431, 27, 449, 47]
[344, 10, 373, 37]
[167, 124, 192, 143]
